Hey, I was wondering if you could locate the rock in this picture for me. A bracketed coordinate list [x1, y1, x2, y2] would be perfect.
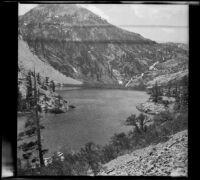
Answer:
[49, 108, 65, 114]
[69, 105, 76, 109]
[164, 147, 168, 151]
[136, 101, 166, 115]
[170, 168, 186, 177]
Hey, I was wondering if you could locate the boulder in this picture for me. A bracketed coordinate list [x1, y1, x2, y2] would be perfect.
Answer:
[49, 108, 65, 114]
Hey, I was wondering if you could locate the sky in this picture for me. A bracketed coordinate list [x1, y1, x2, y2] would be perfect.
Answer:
[19, 3, 188, 44]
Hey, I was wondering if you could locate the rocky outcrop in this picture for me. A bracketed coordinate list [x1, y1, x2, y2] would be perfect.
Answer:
[18, 70, 72, 114]
[38, 89, 68, 113]
[99, 130, 188, 176]
[126, 49, 188, 89]
[147, 70, 188, 88]
[136, 101, 167, 115]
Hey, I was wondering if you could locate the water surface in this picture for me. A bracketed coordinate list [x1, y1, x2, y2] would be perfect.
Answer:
[41, 89, 149, 156]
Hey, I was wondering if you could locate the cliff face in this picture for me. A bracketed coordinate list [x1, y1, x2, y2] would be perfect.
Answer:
[18, 4, 188, 86]
[18, 37, 82, 85]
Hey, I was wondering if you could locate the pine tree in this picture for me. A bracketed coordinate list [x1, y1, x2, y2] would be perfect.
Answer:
[18, 86, 22, 111]
[50, 80, 55, 92]
[45, 77, 49, 89]
[33, 70, 45, 166]
[36, 73, 41, 85]
[18, 70, 47, 173]
[150, 81, 162, 103]
[173, 83, 181, 110]
[180, 76, 188, 108]
[166, 81, 172, 97]
[26, 71, 34, 109]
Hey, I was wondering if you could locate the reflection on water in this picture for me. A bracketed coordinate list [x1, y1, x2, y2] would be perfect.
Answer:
[41, 89, 149, 157]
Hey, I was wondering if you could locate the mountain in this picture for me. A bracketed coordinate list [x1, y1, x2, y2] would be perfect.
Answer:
[18, 4, 188, 86]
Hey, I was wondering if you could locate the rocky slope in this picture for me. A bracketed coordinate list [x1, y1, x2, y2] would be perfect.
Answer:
[127, 45, 188, 89]
[99, 130, 188, 176]
[18, 4, 188, 86]
[18, 37, 82, 86]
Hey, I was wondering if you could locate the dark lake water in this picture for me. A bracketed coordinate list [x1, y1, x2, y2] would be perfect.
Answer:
[40, 89, 149, 157]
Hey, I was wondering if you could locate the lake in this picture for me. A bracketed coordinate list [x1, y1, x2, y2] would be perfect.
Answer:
[40, 89, 149, 157]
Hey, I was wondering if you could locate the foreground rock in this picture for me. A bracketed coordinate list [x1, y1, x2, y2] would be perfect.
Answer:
[99, 130, 188, 176]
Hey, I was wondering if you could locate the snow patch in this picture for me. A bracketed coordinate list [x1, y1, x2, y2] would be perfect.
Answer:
[72, 66, 78, 73]
[149, 61, 159, 70]
[125, 78, 133, 87]
[113, 69, 123, 85]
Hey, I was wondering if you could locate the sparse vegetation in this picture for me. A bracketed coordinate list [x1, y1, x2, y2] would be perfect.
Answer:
[18, 105, 188, 176]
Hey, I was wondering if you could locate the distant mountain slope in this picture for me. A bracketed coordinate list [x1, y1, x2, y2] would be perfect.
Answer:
[18, 4, 188, 86]
[126, 43, 189, 88]
[18, 37, 82, 85]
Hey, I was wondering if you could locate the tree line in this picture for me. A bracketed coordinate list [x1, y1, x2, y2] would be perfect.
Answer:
[18, 70, 56, 171]
[18, 107, 188, 176]
[148, 75, 188, 110]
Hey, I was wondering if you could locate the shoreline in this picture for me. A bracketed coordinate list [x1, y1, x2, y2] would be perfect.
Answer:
[56, 86, 147, 92]
[58, 83, 147, 91]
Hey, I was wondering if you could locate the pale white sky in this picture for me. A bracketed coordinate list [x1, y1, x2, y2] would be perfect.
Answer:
[19, 4, 188, 44]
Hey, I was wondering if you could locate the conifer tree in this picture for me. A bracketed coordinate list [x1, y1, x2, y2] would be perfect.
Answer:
[33, 70, 45, 166]
[36, 73, 41, 85]
[50, 80, 55, 92]
[18, 86, 22, 111]
[26, 71, 34, 109]
[166, 81, 172, 97]
[45, 77, 49, 89]
[150, 81, 162, 103]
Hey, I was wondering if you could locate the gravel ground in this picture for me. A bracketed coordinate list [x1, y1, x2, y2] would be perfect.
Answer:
[99, 130, 188, 176]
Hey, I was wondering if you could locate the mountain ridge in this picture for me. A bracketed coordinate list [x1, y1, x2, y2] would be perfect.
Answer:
[18, 4, 188, 86]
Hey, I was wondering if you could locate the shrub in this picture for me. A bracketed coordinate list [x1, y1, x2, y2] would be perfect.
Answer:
[125, 113, 148, 134]
[62, 152, 88, 175]
[149, 81, 163, 103]
[79, 142, 102, 175]
[162, 100, 170, 107]
[153, 111, 174, 125]
[40, 159, 65, 175]
[161, 111, 188, 135]
[152, 110, 188, 138]
[110, 133, 131, 154]
[100, 144, 118, 164]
